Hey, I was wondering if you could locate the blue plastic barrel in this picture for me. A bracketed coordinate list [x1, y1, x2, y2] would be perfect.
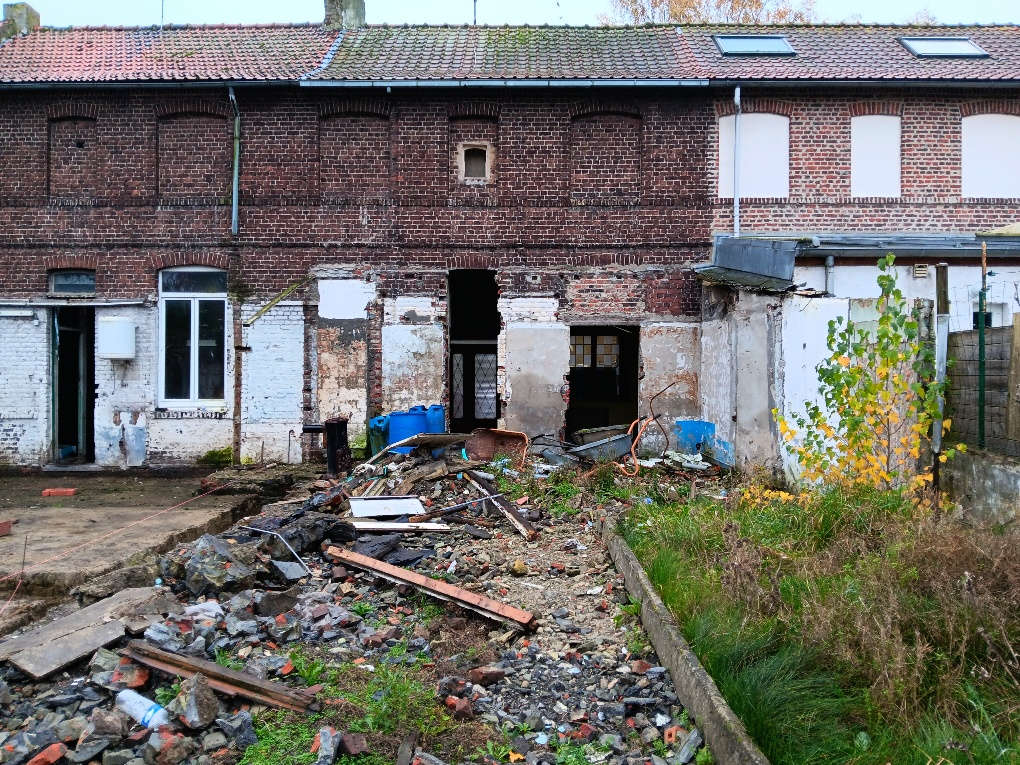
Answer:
[388, 410, 428, 454]
[425, 404, 446, 457]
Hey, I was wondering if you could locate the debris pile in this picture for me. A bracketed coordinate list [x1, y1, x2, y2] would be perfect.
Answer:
[0, 429, 717, 765]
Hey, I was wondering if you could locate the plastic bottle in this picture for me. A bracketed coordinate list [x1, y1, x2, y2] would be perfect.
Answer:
[115, 689, 170, 729]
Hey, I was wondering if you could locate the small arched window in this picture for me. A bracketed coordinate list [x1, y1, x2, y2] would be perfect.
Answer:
[158, 267, 227, 406]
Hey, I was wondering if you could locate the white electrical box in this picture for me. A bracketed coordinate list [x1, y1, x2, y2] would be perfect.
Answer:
[97, 317, 136, 360]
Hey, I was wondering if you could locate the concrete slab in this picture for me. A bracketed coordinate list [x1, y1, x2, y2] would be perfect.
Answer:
[0, 472, 257, 596]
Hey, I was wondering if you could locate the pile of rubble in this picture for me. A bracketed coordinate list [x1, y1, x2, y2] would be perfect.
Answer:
[0, 432, 714, 765]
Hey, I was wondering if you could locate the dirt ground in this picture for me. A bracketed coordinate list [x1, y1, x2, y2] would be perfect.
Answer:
[0, 471, 256, 597]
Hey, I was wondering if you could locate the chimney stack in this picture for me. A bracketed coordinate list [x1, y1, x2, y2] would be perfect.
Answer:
[324, 0, 365, 29]
[1, 3, 39, 41]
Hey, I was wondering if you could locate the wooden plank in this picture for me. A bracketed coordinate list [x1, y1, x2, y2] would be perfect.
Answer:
[1009, 314, 1020, 443]
[326, 547, 536, 631]
[349, 521, 452, 533]
[123, 640, 314, 712]
[11, 621, 125, 679]
[0, 587, 163, 661]
[465, 472, 537, 541]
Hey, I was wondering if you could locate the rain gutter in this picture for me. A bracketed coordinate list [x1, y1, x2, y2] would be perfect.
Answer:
[300, 78, 710, 88]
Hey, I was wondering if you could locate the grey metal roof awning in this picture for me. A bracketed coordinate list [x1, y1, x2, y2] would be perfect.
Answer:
[694, 237, 797, 293]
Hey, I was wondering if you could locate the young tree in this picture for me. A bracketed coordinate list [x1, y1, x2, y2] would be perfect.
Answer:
[601, 0, 815, 24]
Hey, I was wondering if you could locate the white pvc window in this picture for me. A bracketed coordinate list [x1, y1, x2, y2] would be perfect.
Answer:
[962, 114, 1020, 198]
[851, 115, 901, 198]
[718, 113, 789, 199]
[158, 267, 228, 407]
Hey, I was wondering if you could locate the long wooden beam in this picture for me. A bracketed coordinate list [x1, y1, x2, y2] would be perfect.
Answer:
[465, 472, 537, 541]
[122, 640, 315, 712]
[325, 547, 536, 631]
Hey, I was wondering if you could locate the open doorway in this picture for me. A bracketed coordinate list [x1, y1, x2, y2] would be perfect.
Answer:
[449, 270, 500, 432]
[52, 307, 95, 463]
[565, 325, 639, 440]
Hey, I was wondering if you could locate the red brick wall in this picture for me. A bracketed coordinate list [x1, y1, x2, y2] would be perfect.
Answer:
[709, 89, 1020, 233]
[0, 88, 712, 309]
[569, 113, 642, 204]
[48, 117, 98, 199]
[158, 114, 231, 201]
[320, 114, 391, 199]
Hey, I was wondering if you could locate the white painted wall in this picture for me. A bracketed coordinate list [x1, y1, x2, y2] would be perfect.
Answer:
[794, 263, 1020, 332]
[0, 309, 51, 464]
[961, 114, 1020, 198]
[318, 279, 376, 320]
[775, 296, 850, 480]
[718, 113, 790, 199]
[93, 305, 153, 467]
[851, 115, 901, 198]
[241, 302, 304, 464]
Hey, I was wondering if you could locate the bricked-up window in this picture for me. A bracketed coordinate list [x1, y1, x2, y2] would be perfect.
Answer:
[570, 114, 641, 202]
[961, 114, 1020, 198]
[158, 267, 227, 406]
[718, 113, 789, 198]
[48, 118, 97, 198]
[320, 115, 391, 198]
[851, 115, 901, 198]
[158, 114, 230, 200]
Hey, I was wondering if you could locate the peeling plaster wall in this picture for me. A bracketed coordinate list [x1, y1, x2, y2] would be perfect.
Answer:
[502, 322, 570, 437]
[699, 317, 734, 446]
[732, 293, 781, 470]
[381, 323, 446, 414]
[0, 309, 50, 464]
[317, 319, 370, 438]
[380, 294, 447, 414]
[638, 323, 701, 454]
[241, 301, 304, 463]
[93, 305, 152, 467]
[314, 278, 376, 444]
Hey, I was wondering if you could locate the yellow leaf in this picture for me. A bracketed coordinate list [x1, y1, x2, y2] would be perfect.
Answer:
[509, 752, 525, 762]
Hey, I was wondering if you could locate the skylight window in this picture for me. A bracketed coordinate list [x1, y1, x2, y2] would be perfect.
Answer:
[900, 37, 988, 58]
[713, 35, 795, 56]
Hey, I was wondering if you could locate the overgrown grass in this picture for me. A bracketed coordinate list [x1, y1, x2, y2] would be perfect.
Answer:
[621, 483, 1020, 765]
[239, 710, 319, 765]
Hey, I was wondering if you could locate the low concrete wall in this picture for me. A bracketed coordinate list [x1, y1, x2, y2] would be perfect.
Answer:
[945, 448, 1020, 525]
[600, 517, 770, 765]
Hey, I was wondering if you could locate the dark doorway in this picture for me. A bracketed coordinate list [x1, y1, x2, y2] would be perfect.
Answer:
[52, 307, 95, 463]
[565, 325, 639, 439]
[449, 270, 500, 432]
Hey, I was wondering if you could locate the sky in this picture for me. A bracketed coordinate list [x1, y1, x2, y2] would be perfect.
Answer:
[27, 0, 1020, 27]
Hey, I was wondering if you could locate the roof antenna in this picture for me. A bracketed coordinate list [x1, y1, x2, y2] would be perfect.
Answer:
[473, 0, 477, 25]
[160, 0, 165, 29]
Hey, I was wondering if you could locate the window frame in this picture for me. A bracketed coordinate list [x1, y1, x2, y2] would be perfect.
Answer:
[713, 35, 796, 56]
[899, 36, 988, 58]
[157, 266, 229, 409]
[455, 141, 494, 186]
[48, 269, 96, 297]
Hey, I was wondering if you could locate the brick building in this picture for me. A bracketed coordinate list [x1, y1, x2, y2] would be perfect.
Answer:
[0, 1, 1018, 468]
